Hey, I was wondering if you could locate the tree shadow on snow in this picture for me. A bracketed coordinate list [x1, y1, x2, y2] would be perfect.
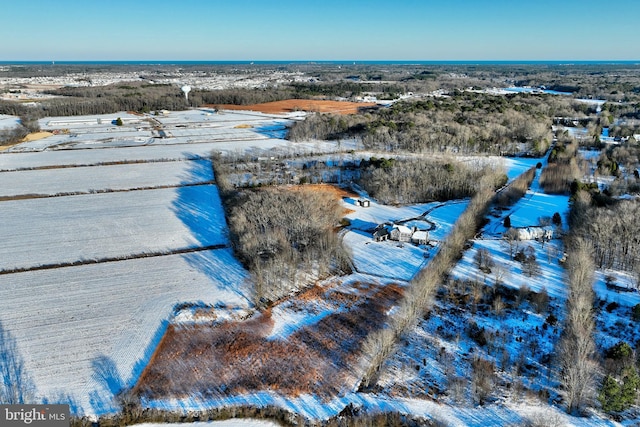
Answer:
[180, 250, 250, 302]
[88, 355, 123, 415]
[171, 154, 251, 301]
[171, 155, 228, 248]
[0, 320, 36, 404]
[177, 158, 215, 186]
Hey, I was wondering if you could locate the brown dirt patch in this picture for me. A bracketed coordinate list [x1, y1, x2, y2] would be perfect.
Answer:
[288, 183, 358, 199]
[22, 131, 53, 142]
[134, 282, 404, 400]
[0, 143, 21, 152]
[284, 184, 357, 216]
[208, 99, 378, 115]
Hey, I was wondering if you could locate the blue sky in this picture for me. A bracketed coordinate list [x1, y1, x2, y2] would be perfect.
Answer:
[2, 0, 639, 61]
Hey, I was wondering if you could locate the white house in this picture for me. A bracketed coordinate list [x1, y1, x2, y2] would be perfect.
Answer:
[390, 225, 413, 242]
[514, 226, 554, 241]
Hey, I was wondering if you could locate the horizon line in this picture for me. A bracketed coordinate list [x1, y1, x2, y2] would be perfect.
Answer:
[1, 59, 639, 64]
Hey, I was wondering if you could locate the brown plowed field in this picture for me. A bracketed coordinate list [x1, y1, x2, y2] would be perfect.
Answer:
[208, 99, 377, 115]
[134, 281, 404, 400]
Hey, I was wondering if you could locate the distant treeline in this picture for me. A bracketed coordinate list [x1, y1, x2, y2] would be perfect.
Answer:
[0, 80, 404, 120]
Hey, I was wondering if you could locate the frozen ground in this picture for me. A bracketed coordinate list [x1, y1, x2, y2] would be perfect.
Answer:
[0, 107, 630, 425]
[0, 185, 228, 271]
[0, 159, 213, 198]
[0, 113, 20, 129]
[0, 249, 250, 416]
[0, 110, 268, 417]
[6, 110, 299, 152]
[131, 421, 279, 427]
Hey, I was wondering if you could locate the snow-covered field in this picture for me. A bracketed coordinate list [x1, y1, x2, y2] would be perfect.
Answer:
[0, 159, 213, 198]
[0, 110, 290, 417]
[0, 185, 228, 271]
[0, 249, 250, 415]
[0, 128, 250, 416]
[0, 113, 20, 129]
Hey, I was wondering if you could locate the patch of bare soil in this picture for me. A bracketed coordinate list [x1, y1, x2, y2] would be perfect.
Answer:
[286, 184, 358, 216]
[134, 282, 404, 400]
[208, 99, 378, 115]
[22, 131, 53, 142]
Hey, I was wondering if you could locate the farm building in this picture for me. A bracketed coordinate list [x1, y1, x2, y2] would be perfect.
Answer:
[373, 223, 412, 242]
[356, 198, 371, 207]
[373, 224, 391, 241]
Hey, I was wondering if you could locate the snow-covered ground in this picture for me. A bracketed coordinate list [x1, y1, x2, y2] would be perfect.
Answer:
[0, 127, 250, 416]
[0, 185, 228, 271]
[131, 421, 279, 427]
[4, 110, 298, 152]
[0, 249, 250, 415]
[0, 106, 633, 425]
[0, 68, 310, 92]
[0, 159, 213, 198]
[0, 110, 273, 417]
[0, 113, 20, 129]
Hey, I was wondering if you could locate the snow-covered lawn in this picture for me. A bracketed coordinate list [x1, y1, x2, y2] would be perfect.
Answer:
[0, 159, 213, 198]
[451, 239, 567, 298]
[344, 231, 428, 281]
[342, 196, 469, 281]
[0, 249, 250, 416]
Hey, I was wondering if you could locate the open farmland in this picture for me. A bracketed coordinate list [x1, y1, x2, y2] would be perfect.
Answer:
[213, 99, 378, 115]
[0, 250, 250, 415]
[0, 185, 229, 272]
[0, 110, 288, 417]
[0, 159, 213, 199]
[2, 98, 633, 427]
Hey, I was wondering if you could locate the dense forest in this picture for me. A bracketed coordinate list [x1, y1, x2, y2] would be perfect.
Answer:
[288, 92, 597, 155]
[357, 157, 507, 204]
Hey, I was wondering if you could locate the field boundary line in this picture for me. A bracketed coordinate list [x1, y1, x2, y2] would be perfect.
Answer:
[0, 181, 216, 202]
[0, 244, 228, 276]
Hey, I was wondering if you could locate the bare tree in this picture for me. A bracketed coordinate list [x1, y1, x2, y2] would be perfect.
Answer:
[502, 228, 520, 260]
[557, 237, 598, 415]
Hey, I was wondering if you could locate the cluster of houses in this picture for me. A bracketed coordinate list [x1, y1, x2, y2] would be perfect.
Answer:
[373, 223, 429, 245]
